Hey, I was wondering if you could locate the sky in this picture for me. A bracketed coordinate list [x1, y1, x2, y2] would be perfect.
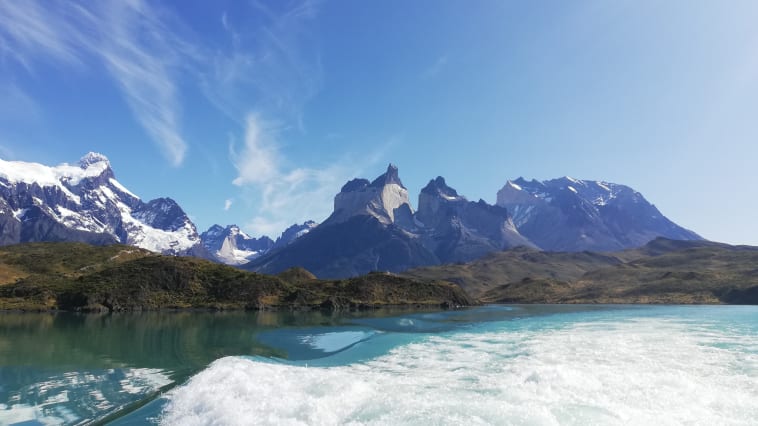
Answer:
[0, 0, 756, 244]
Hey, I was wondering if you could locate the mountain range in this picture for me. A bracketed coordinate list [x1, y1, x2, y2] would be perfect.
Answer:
[497, 177, 700, 251]
[0, 154, 701, 277]
[244, 165, 700, 277]
[199, 221, 317, 265]
[0, 153, 206, 256]
[0, 153, 317, 262]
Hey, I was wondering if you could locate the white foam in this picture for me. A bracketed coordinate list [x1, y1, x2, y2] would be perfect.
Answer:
[162, 318, 758, 425]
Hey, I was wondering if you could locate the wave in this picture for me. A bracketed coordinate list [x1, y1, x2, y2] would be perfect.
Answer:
[160, 317, 758, 425]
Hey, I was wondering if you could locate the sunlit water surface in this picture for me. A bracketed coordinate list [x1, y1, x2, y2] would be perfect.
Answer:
[1, 305, 756, 425]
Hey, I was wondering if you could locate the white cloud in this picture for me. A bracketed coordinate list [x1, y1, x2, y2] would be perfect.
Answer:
[224, 199, 233, 211]
[245, 216, 289, 239]
[0, 2, 82, 68]
[96, 2, 189, 166]
[0, 1, 189, 166]
[202, 0, 323, 125]
[232, 113, 389, 237]
[231, 115, 280, 185]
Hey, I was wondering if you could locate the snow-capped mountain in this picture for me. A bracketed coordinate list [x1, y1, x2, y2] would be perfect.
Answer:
[416, 177, 535, 262]
[496, 177, 701, 251]
[0, 153, 205, 255]
[200, 224, 274, 265]
[272, 221, 318, 249]
[246, 166, 534, 277]
[247, 167, 702, 278]
[200, 221, 318, 265]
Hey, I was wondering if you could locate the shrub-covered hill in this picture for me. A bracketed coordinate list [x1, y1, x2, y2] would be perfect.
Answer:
[405, 238, 758, 304]
[0, 243, 473, 311]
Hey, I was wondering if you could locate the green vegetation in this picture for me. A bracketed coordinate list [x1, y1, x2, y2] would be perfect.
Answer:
[0, 243, 473, 312]
[406, 238, 758, 304]
[5, 238, 755, 310]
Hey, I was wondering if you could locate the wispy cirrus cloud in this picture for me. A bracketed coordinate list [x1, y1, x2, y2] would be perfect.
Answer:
[230, 114, 365, 237]
[0, 0, 390, 235]
[216, 0, 381, 236]
[0, 2, 83, 69]
[203, 0, 323, 127]
[0, 0, 190, 166]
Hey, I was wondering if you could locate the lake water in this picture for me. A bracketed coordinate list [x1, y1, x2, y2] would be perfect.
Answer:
[1, 305, 756, 425]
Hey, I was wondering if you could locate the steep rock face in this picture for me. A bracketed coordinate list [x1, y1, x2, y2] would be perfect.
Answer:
[246, 169, 533, 277]
[246, 165, 438, 277]
[200, 224, 274, 265]
[272, 221, 318, 250]
[246, 215, 438, 279]
[0, 153, 203, 255]
[416, 177, 534, 262]
[496, 177, 701, 251]
[325, 164, 413, 227]
[246, 167, 702, 278]
[200, 221, 318, 266]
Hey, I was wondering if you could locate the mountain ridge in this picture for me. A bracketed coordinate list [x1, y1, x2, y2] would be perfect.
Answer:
[0, 153, 206, 256]
[246, 166, 702, 278]
[497, 176, 701, 251]
[1, 154, 704, 275]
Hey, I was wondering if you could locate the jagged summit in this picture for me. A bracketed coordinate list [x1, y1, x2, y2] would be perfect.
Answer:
[273, 220, 318, 249]
[326, 164, 412, 226]
[0, 153, 203, 255]
[341, 178, 371, 192]
[78, 152, 111, 168]
[420, 176, 462, 200]
[200, 224, 273, 265]
[247, 171, 535, 278]
[370, 163, 405, 188]
[205, 224, 225, 234]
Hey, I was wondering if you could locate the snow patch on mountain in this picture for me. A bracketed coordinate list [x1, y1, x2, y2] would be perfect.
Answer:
[497, 176, 701, 252]
[0, 153, 202, 255]
[200, 224, 275, 265]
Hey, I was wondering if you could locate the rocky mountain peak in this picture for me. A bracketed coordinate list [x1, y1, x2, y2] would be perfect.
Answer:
[370, 163, 405, 189]
[497, 176, 701, 251]
[340, 178, 371, 193]
[421, 176, 462, 200]
[70, 152, 115, 186]
[78, 152, 111, 168]
[273, 220, 318, 249]
[133, 197, 195, 233]
[0, 153, 204, 256]
[327, 165, 412, 226]
[205, 224, 225, 235]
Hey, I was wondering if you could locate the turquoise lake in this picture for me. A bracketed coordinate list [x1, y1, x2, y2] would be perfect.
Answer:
[1, 305, 757, 425]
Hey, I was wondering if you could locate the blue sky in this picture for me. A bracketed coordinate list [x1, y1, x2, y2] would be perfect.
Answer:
[0, 1, 756, 244]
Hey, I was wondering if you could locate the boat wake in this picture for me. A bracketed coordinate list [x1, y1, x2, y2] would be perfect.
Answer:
[161, 317, 758, 425]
